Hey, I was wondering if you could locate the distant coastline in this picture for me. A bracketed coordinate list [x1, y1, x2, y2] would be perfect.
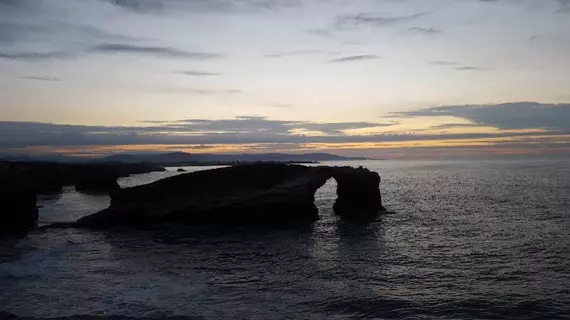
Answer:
[1, 152, 368, 166]
[163, 160, 320, 167]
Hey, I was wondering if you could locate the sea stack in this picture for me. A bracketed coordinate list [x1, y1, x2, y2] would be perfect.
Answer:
[332, 166, 384, 221]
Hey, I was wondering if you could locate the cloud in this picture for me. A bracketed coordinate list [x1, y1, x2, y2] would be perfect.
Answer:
[0, 9, 145, 64]
[105, 0, 164, 12]
[164, 88, 244, 95]
[429, 61, 490, 70]
[92, 44, 222, 59]
[328, 54, 381, 63]
[0, 52, 71, 61]
[0, 0, 37, 10]
[1, 42, 215, 62]
[408, 27, 442, 34]
[103, 0, 303, 14]
[3, 108, 570, 152]
[0, 13, 140, 47]
[428, 123, 488, 129]
[263, 49, 331, 58]
[177, 71, 222, 76]
[138, 120, 172, 124]
[263, 103, 295, 108]
[19, 76, 61, 82]
[555, 0, 570, 13]
[335, 13, 425, 28]
[429, 61, 458, 66]
[393, 102, 570, 130]
[454, 66, 492, 71]
[0, 117, 397, 148]
[304, 28, 336, 38]
[289, 121, 393, 135]
[0, 21, 42, 44]
[169, 116, 294, 134]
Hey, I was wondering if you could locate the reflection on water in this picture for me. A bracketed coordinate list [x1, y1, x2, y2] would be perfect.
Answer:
[1, 160, 569, 319]
[37, 186, 109, 225]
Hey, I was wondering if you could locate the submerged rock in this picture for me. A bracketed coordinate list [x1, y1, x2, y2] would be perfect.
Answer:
[75, 163, 385, 228]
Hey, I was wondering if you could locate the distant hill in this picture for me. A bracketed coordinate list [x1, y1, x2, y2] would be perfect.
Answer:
[0, 154, 78, 163]
[99, 152, 367, 165]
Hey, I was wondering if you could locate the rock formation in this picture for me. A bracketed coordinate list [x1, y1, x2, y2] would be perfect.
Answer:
[74, 170, 121, 193]
[0, 170, 38, 238]
[75, 163, 385, 228]
[0, 161, 165, 237]
[331, 166, 384, 221]
[0, 161, 165, 194]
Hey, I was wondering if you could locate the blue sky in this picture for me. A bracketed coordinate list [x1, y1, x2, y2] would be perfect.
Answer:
[1, 0, 569, 158]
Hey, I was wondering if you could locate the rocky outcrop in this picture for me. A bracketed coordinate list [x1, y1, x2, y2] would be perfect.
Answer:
[331, 166, 384, 221]
[0, 161, 165, 237]
[177, 168, 186, 172]
[0, 171, 38, 238]
[75, 163, 385, 228]
[0, 161, 166, 194]
[74, 169, 121, 193]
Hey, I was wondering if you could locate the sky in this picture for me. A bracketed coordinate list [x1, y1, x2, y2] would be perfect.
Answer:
[1, 0, 569, 158]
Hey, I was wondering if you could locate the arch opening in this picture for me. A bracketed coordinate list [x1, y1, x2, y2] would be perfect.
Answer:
[312, 166, 385, 222]
[314, 177, 337, 217]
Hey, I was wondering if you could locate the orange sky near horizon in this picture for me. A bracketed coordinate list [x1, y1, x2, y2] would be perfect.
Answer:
[8, 133, 569, 159]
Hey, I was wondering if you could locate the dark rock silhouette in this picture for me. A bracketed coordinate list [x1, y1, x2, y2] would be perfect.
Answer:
[75, 163, 385, 228]
[0, 161, 165, 237]
[74, 169, 121, 193]
[0, 171, 38, 238]
[0, 161, 165, 194]
[177, 168, 186, 172]
[332, 166, 383, 221]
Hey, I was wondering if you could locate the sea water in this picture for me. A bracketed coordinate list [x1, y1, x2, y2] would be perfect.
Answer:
[1, 159, 569, 319]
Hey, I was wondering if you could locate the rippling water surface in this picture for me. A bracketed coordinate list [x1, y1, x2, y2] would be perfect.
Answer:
[1, 160, 569, 319]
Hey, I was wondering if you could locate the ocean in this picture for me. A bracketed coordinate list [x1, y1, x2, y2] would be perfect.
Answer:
[1, 159, 569, 319]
